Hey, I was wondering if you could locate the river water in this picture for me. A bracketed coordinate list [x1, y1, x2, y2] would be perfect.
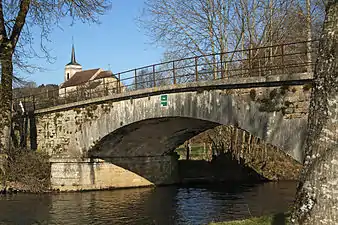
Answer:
[0, 182, 297, 225]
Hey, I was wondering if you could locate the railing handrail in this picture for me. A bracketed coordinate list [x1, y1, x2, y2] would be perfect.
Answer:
[113, 39, 319, 77]
[13, 40, 319, 111]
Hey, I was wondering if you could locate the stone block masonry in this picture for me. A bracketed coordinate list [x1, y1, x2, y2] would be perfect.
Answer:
[50, 155, 178, 191]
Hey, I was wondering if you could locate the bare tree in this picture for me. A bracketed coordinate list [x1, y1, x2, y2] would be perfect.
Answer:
[0, 0, 112, 153]
[141, 0, 325, 62]
[291, 1, 338, 224]
[134, 68, 154, 89]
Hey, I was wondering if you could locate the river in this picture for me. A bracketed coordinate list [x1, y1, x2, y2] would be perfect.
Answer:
[0, 181, 297, 225]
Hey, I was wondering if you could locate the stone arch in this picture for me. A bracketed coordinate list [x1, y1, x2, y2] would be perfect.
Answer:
[61, 90, 306, 161]
[88, 117, 220, 158]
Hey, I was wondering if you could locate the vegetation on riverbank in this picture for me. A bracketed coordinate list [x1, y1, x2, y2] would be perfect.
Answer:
[209, 213, 290, 225]
[0, 148, 51, 193]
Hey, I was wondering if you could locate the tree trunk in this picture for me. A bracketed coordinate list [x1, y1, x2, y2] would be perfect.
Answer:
[0, 43, 13, 154]
[291, 1, 338, 224]
[185, 140, 190, 160]
[306, 0, 313, 73]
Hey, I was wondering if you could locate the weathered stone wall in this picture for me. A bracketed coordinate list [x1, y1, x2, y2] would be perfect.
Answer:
[230, 83, 311, 120]
[33, 73, 312, 162]
[50, 155, 178, 191]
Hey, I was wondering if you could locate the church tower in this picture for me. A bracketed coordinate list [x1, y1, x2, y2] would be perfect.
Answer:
[64, 44, 82, 81]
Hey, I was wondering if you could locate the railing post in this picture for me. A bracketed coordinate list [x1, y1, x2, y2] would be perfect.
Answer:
[152, 65, 156, 87]
[118, 73, 121, 93]
[195, 57, 198, 81]
[89, 81, 91, 99]
[32, 95, 35, 111]
[53, 91, 56, 107]
[248, 48, 252, 77]
[23, 97, 26, 111]
[76, 86, 79, 101]
[64, 87, 67, 104]
[220, 53, 224, 79]
[102, 78, 106, 96]
[173, 61, 176, 85]
[134, 69, 138, 90]
[269, 45, 272, 75]
[281, 44, 285, 74]
[258, 57, 261, 77]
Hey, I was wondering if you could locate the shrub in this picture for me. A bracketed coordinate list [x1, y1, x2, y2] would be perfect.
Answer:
[3, 148, 51, 192]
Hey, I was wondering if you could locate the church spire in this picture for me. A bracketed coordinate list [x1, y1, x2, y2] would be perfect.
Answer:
[66, 38, 81, 66]
[70, 44, 77, 64]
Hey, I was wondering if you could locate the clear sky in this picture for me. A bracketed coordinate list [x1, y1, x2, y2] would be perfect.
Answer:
[24, 0, 164, 86]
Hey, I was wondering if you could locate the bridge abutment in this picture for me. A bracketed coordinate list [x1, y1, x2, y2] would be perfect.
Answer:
[50, 155, 179, 191]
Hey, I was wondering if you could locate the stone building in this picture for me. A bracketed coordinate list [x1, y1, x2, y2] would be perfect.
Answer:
[59, 45, 125, 98]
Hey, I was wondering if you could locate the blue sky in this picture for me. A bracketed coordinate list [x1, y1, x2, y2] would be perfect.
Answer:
[23, 1, 164, 86]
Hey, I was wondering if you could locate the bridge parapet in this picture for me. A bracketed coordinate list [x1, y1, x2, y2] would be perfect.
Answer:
[14, 40, 318, 112]
[34, 72, 312, 117]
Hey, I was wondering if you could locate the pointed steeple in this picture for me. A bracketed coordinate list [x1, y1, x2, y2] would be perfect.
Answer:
[71, 44, 77, 64]
[66, 43, 81, 66]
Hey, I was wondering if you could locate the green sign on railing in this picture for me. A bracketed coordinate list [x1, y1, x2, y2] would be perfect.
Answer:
[160, 95, 168, 107]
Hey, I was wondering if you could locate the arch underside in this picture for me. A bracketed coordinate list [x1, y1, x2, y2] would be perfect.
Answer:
[89, 117, 220, 158]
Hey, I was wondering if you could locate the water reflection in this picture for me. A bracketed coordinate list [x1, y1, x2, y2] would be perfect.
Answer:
[0, 182, 297, 225]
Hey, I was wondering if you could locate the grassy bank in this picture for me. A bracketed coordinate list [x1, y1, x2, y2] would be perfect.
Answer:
[209, 213, 290, 225]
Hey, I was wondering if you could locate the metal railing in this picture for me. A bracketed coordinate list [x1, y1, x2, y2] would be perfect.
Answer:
[13, 40, 319, 112]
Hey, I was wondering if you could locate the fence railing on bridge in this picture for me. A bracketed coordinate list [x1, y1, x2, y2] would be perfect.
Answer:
[13, 40, 319, 112]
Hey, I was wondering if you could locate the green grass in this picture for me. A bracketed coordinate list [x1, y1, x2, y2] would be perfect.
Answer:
[175, 144, 208, 159]
[208, 213, 290, 225]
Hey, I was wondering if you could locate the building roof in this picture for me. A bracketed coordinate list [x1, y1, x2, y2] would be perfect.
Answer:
[96, 70, 115, 79]
[60, 68, 116, 88]
[66, 44, 81, 66]
[60, 68, 100, 88]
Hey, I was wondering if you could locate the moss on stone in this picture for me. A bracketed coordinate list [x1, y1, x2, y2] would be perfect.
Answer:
[280, 85, 289, 95]
[302, 83, 312, 91]
[249, 89, 256, 101]
[269, 89, 278, 100]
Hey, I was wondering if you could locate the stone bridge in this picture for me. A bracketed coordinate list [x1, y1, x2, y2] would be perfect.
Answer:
[34, 73, 312, 161]
[23, 73, 313, 191]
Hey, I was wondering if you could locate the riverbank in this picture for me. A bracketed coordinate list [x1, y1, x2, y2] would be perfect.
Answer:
[209, 213, 290, 225]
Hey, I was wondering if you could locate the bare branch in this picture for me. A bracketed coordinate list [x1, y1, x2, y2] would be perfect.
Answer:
[10, 0, 31, 50]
